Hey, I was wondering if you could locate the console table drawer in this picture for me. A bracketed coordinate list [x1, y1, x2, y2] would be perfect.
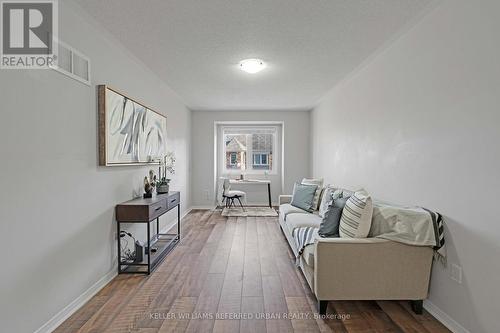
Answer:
[149, 199, 168, 220]
[167, 192, 180, 209]
[115, 191, 181, 223]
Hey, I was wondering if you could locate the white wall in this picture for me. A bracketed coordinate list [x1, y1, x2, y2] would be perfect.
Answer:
[311, 1, 500, 332]
[0, 1, 191, 332]
[191, 110, 310, 207]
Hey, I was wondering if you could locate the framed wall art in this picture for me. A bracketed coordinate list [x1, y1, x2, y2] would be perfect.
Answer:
[98, 85, 167, 166]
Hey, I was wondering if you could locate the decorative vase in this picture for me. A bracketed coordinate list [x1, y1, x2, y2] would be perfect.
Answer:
[157, 183, 169, 194]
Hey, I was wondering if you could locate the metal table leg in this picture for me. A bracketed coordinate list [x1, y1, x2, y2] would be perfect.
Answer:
[177, 204, 181, 240]
[117, 221, 121, 273]
[268, 183, 272, 208]
[147, 222, 151, 275]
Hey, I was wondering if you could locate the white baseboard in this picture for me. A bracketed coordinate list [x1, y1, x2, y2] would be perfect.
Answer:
[182, 207, 195, 217]
[189, 205, 216, 210]
[34, 267, 117, 333]
[35, 206, 194, 333]
[424, 300, 470, 333]
[158, 207, 192, 233]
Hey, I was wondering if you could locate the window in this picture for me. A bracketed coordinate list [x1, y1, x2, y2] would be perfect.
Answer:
[221, 126, 277, 174]
[253, 153, 269, 167]
[230, 153, 238, 165]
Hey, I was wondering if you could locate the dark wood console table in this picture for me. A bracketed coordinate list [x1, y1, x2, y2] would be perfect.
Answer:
[115, 191, 180, 274]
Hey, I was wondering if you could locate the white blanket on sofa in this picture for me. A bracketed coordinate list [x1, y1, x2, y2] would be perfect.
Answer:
[369, 203, 435, 246]
[369, 201, 446, 262]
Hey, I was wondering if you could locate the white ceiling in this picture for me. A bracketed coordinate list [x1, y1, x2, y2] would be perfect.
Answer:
[77, 0, 435, 111]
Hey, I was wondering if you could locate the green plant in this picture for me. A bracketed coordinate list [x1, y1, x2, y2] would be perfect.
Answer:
[157, 177, 171, 186]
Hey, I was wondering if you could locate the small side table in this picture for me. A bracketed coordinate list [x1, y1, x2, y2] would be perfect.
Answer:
[115, 191, 180, 274]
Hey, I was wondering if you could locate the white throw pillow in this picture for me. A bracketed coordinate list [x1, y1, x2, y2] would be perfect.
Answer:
[339, 189, 373, 238]
[301, 178, 323, 210]
[318, 187, 342, 218]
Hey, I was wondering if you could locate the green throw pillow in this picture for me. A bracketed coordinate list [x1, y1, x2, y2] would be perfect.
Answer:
[318, 196, 350, 237]
[291, 183, 318, 212]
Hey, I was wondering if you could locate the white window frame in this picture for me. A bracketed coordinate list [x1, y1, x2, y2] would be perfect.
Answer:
[253, 153, 269, 166]
[214, 121, 285, 205]
[220, 125, 278, 175]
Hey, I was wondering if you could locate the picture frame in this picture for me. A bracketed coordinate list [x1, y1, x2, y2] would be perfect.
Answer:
[98, 85, 167, 166]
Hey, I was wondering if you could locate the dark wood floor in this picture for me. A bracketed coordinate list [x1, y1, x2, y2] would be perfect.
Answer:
[55, 210, 450, 333]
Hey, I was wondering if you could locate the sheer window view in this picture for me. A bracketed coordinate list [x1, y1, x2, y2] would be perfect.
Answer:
[222, 127, 276, 173]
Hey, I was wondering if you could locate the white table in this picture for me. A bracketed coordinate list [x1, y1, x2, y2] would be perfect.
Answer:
[229, 179, 272, 207]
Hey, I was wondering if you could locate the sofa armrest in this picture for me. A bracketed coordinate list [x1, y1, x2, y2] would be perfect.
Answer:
[313, 238, 433, 301]
[279, 195, 293, 205]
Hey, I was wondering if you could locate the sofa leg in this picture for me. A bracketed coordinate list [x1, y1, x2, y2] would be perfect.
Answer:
[318, 300, 328, 315]
[411, 300, 423, 315]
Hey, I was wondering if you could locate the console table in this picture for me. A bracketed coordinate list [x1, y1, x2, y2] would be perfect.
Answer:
[115, 191, 180, 274]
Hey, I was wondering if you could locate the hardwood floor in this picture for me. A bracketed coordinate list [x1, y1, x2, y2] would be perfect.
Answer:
[54, 210, 450, 333]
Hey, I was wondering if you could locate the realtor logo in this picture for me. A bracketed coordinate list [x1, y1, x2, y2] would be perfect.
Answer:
[1, 0, 58, 68]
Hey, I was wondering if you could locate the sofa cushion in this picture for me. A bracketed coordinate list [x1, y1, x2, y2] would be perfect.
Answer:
[339, 189, 373, 238]
[301, 178, 324, 210]
[285, 213, 322, 236]
[279, 203, 309, 220]
[291, 183, 317, 212]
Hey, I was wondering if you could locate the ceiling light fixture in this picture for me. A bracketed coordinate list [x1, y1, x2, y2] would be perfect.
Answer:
[239, 58, 266, 74]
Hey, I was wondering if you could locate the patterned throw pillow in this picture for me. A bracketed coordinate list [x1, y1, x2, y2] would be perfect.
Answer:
[339, 189, 373, 238]
[301, 178, 324, 210]
[318, 187, 342, 218]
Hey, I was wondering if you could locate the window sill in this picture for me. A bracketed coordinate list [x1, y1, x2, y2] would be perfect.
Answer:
[222, 171, 277, 176]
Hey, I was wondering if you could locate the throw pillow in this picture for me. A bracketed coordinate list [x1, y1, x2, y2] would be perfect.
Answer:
[339, 189, 373, 238]
[319, 196, 350, 237]
[318, 187, 342, 218]
[301, 178, 324, 210]
[291, 183, 318, 212]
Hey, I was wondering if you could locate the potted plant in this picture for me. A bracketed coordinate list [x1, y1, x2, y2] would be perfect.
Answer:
[157, 151, 176, 194]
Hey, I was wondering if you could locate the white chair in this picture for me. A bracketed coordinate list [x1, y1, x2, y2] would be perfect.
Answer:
[218, 177, 246, 210]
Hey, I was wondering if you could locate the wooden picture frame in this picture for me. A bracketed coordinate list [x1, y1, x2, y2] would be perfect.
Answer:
[98, 85, 167, 166]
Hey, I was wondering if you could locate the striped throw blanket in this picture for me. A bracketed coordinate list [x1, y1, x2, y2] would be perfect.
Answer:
[423, 208, 446, 263]
[292, 227, 319, 262]
[292, 207, 446, 264]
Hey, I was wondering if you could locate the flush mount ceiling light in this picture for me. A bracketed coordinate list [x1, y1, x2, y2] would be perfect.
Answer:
[239, 58, 266, 74]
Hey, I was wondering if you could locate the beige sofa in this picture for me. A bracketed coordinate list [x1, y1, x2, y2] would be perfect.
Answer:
[278, 194, 434, 315]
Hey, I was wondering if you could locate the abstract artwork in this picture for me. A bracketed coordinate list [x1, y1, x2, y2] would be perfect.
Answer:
[98, 85, 167, 166]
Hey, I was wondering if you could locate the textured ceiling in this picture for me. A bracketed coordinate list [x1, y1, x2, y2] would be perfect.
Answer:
[76, 0, 435, 111]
